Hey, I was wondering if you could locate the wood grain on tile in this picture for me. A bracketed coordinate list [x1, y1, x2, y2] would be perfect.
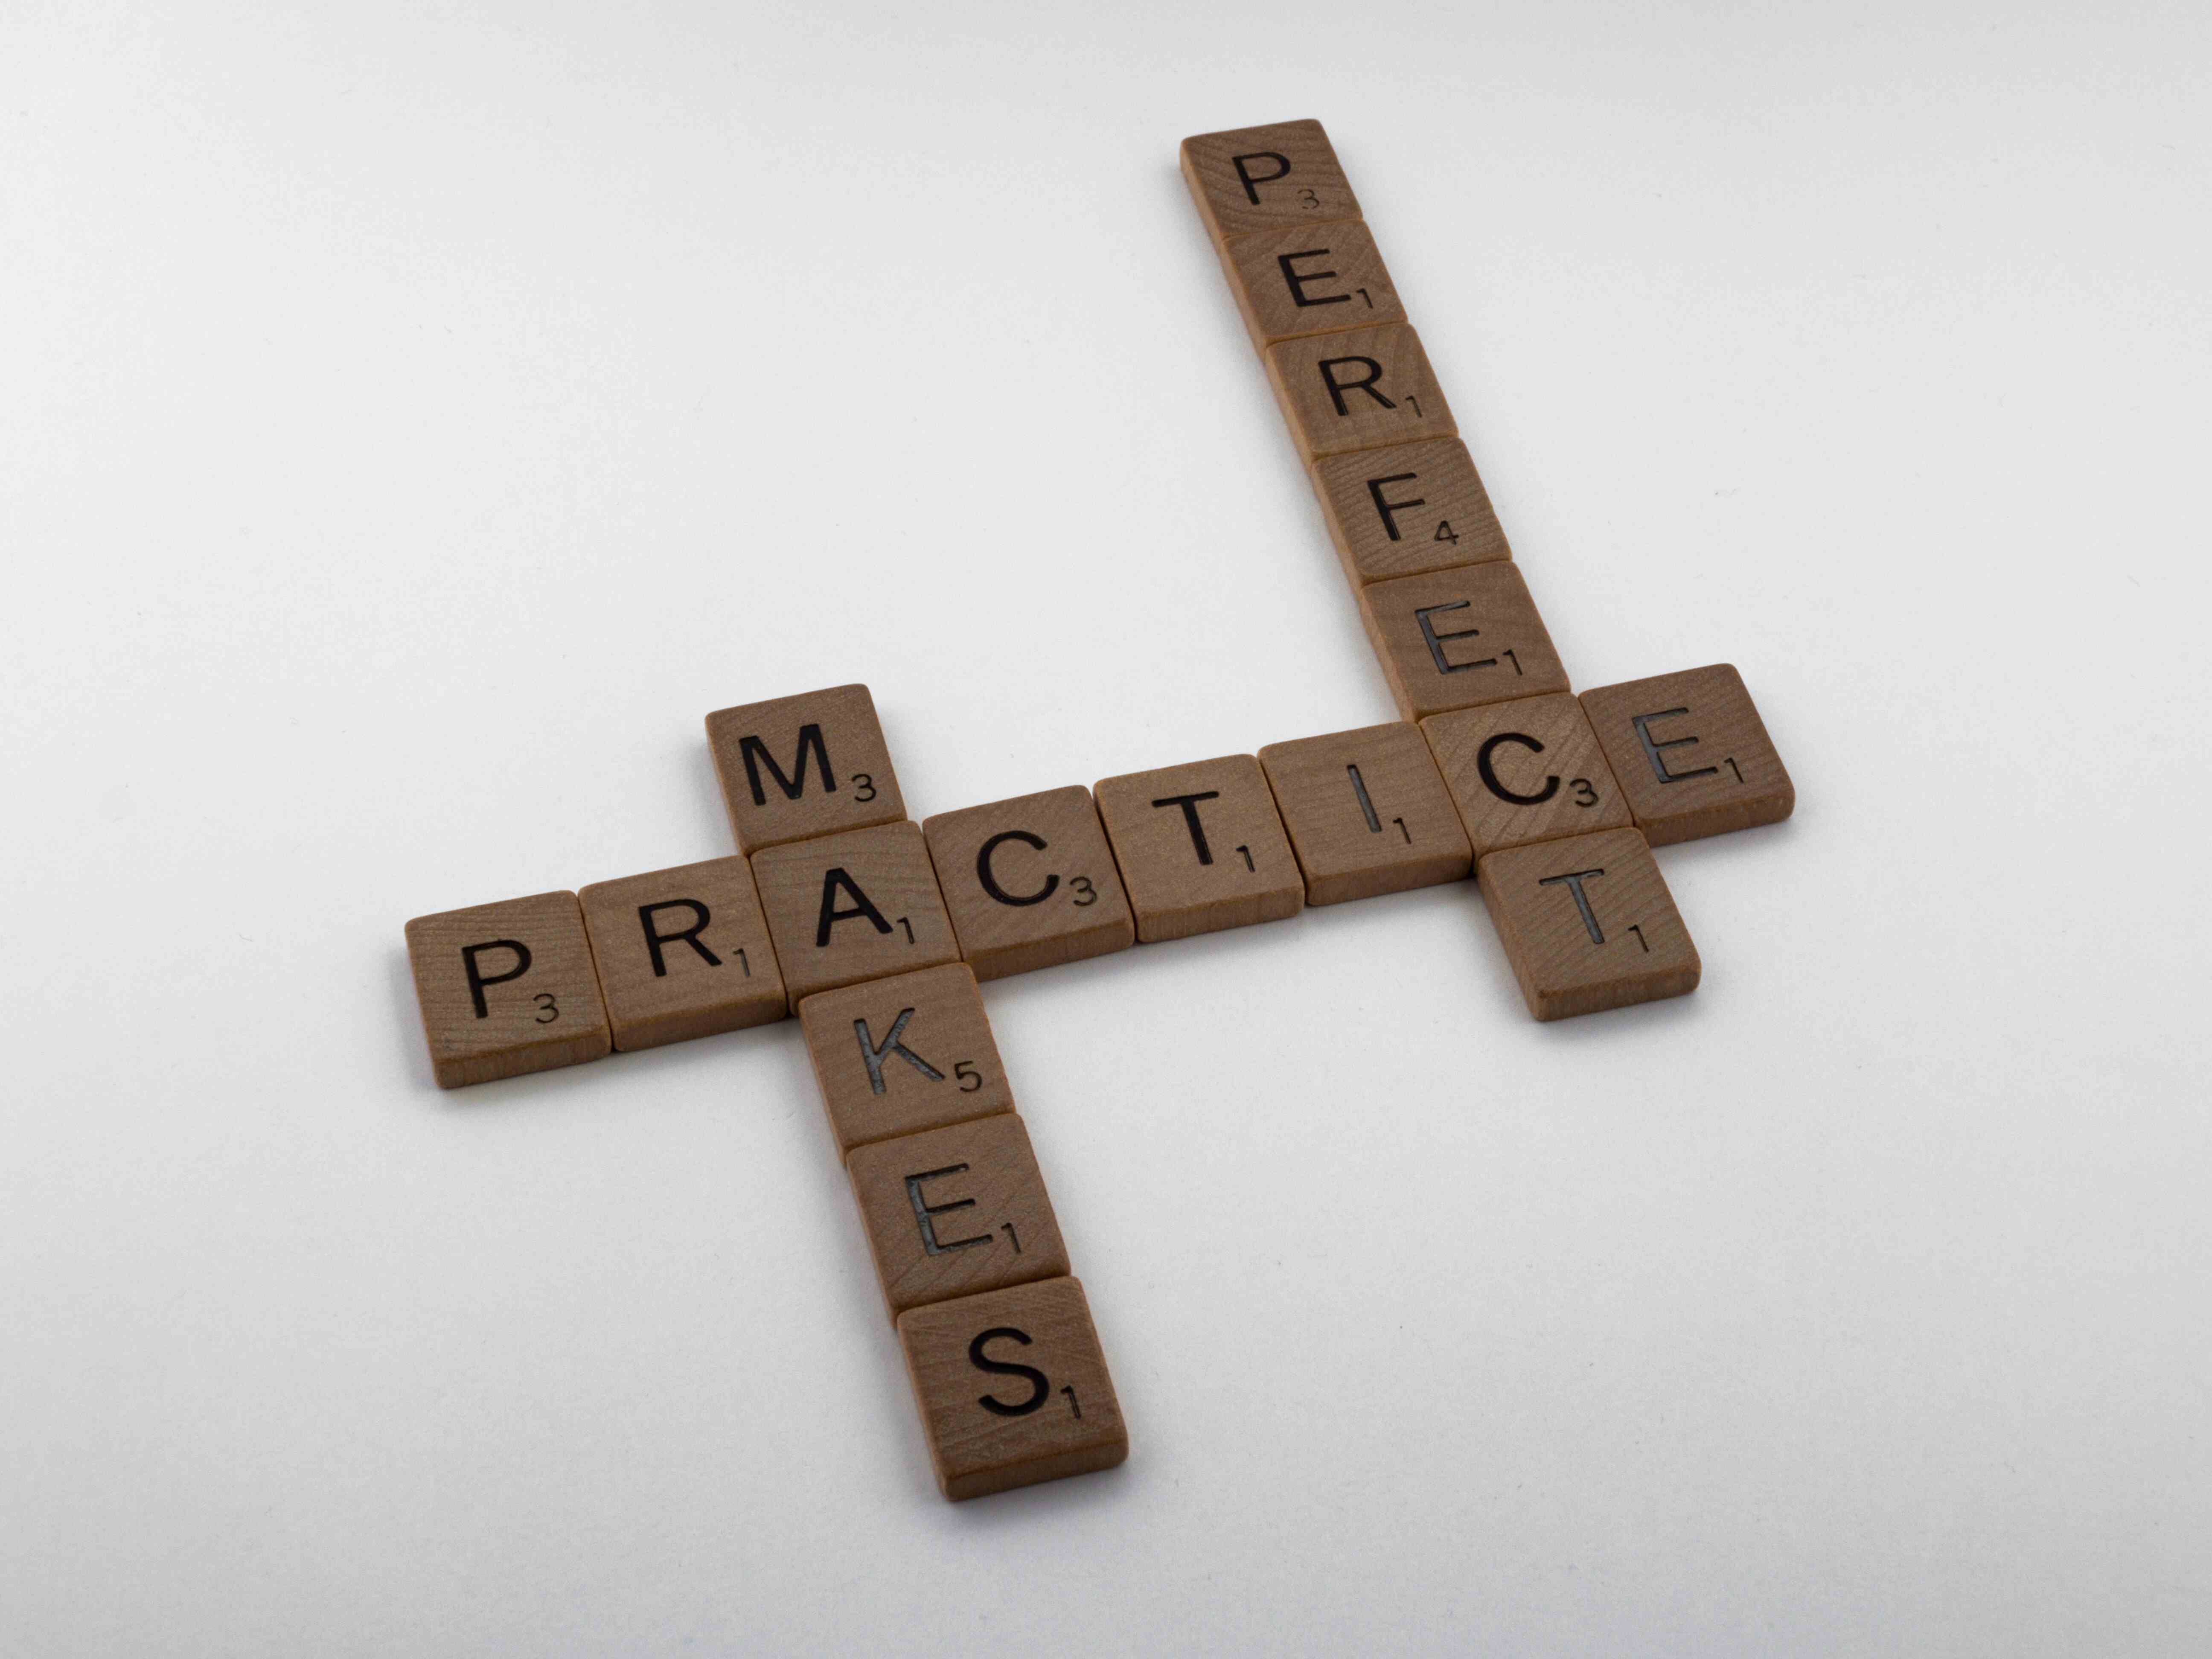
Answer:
[1423, 693, 1633, 859]
[1257, 722, 1473, 905]
[922, 788, 1135, 981]
[1580, 664, 1796, 847]
[1180, 118, 1360, 242]
[1264, 323, 1454, 459]
[1358, 560, 1570, 720]
[1477, 827, 1699, 1020]
[1216, 218, 1404, 348]
[799, 963, 1011, 1154]
[848, 1114, 1070, 1320]
[750, 820, 958, 1010]
[405, 891, 611, 1089]
[578, 856, 787, 1050]
[705, 684, 904, 854]
[898, 1277, 1128, 1501]
[1309, 438, 1511, 586]
[1092, 755, 1303, 943]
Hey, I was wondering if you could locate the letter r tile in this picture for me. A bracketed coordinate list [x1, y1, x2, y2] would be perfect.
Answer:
[922, 788, 1135, 981]
[705, 684, 905, 854]
[847, 1113, 1069, 1320]
[750, 821, 959, 1010]
[1579, 664, 1796, 846]
[579, 856, 787, 1050]
[1264, 323, 1455, 460]
[404, 891, 611, 1089]
[897, 1277, 1128, 1501]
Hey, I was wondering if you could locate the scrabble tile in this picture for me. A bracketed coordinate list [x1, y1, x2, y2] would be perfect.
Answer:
[1180, 117, 1360, 241]
[898, 1277, 1128, 1501]
[848, 1114, 1071, 1320]
[1358, 560, 1570, 720]
[1263, 324, 1455, 460]
[704, 684, 904, 854]
[1092, 755, 1303, 943]
[577, 856, 787, 1051]
[1309, 438, 1512, 586]
[1257, 722, 1473, 905]
[1477, 827, 1700, 1021]
[922, 788, 1135, 981]
[1423, 693, 1634, 859]
[750, 821, 959, 1010]
[1215, 218, 1405, 348]
[799, 964, 1012, 1154]
[1580, 664, 1797, 847]
[404, 891, 611, 1089]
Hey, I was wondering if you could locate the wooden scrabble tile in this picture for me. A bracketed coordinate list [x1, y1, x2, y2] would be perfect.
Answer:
[1257, 722, 1472, 905]
[577, 856, 787, 1050]
[1358, 560, 1570, 720]
[1264, 324, 1454, 460]
[704, 684, 904, 854]
[848, 1114, 1071, 1320]
[1477, 827, 1700, 1020]
[898, 1277, 1128, 1501]
[1092, 755, 1303, 943]
[1423, 693, 1633, 859]
[1216, 219, 1405, 349]
[1180, 117, 1360, 241]
[1579, 664, 1797, 847]
[922, 788, 1135, 981]
[750, 821, 959, 1010]
[1310, 438, 1512, 586]
[404, 891, 611, 1089]
[798, 964, 1012, 1154]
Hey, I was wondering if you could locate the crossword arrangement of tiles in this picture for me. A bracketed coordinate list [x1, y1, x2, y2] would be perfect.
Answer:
[404, 120, 1796, 1504]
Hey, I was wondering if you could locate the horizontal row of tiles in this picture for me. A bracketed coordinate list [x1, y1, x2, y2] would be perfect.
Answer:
[405, 667, 1788, 1087]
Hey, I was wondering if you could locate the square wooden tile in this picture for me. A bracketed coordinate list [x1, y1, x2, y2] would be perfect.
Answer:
[404, 891, 611, 1089]
[798, 963, 1012, 1154]
[847, 1114, 1070, 1321]
[1310, 438, 1512, 585]
[1180, 117, 1360, 241]
[1580, 664, 1796, 847]
[750, 820, 959, 1010]
[922, 788, 1135, 981]
[1092, 755, 1303, 943]
[1257, 722, 1472, 905]
[1423, 693, 1633, 859]
[897, 1277, 1128, 1501]
[1264, 324, 1455, 459]
[578, 856, 787, 1051]
[1358, 560, 1570, 720]
[704, 684, 904, 854]
[1216, 218, 1404, 348]
[1477, 827, 1700, 1021]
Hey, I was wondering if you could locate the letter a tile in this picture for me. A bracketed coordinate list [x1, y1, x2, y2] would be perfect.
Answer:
[898, 1277, 1128, 1501]
[1579, 664, 1796, 846]
[751, 821, 959, 1010]
[923, 788, 1135, 980]
[1476, 827, 1699, 1020]
[705, 684, 905, 854]
[1093, 755, 1303, 942]
[799, 964, 1012, 1153]
[405, 891, 611, 1089]
[848, 1113, 1070, 1320]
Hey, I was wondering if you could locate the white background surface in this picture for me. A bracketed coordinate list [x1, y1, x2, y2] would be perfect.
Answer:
[4, 3, 2208, 1654]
